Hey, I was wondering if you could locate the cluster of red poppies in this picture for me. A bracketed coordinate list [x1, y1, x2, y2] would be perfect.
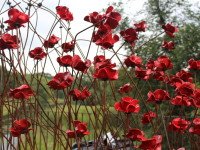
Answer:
[57, 54, 91, 73]
[1, 3, 199, 149]
[85, 6, 121, 49]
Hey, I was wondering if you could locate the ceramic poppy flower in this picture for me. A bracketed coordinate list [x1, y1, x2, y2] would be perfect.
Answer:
[135, 67, 152, 80]
[152, 71, 166, 81]
[84, 12, 104, 27]
[168, 118, 190, 133]
[71, 55, 91, 73]
[146, 59, 155, 70]
[93, 56, 118, 80]
[114, 96, 140, 114]
[92, 24, 119, 49]
[147, 89, 170, 103]
[9, 84, 34, 100]
[126, 128, 146, 141]
[162, 23, 178, 38]
[188, 59, 200, 70]
[61, 41, 75, 53]
[56, 6, 73, 21]
[167, 75, 183, 87]
[154, 56, 173, 71]
[171, 95, 192, 106]
[92, 24, 111, 43]
[0, 33, 20, 50]
[10, 119, 31, 137]
[104, 6, 121, 29]
[118, 83, 132, 94]
[93, 66, 118, 80]
[57, 55, 72, 67]
[162, 41, 175, 51]
[4, 8, 29, 30]
[141, 111, 157, 124]
[66, 120, 90, 138]
[175, 81, 195, 97]
[120, 28, 138, 46]
[95, 33, 119, 49]
[189, 118, 200, 135]
[139, 135, 162, 150]
[124, 55, 142, 67]
[43, 35, 60, 48]
[47, 72, 74, 90]
[134, 21, 147, 32]
[29, 47, 47, 60]
[69, 87, 91, 101]
[175, 70, 193, 83]
[93, 55, 106, 64]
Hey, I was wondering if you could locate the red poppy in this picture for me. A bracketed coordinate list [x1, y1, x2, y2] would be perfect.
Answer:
[114, 96, 140, 113]
[135, 67, 152, 80]
[43, 35, 60, 48]
[175, 81, 195, 97]
[141, 111, 157, 124]
[162, 41, 175, 50]
[167, 75, 183, 87]
[188, 59, 200, 70]
[5, 8, 29, 30]
[84, 12, 104, 27]
[71, 55, 91, 73]
[56, 6, 73, 21]
[104, 6, 121, 29]
[162, 23, 178, 38]
[146, 59, 155, 70]
[94, 57, 115, 70]
[175, 70, 193, 83]
[126, 128, 146, 141]
[139, 135, 162, 150]
[118, 83, 132, 94]
[61, 41, 75, 53]
[95, 33, 119, 49]
[124, 55, 142, 68]
[47, 72, 74, 90]
[171, 95, 192, 106]
[66, 120, 90, 138]
[152, 71, 166, 81]
[168, 118, 190, 133]
[93, 55, 106, 64]
[0, 33, 20, 50]
[134, 21, 147, 32]
[9, 84, 34, 100]
[29, 47, 47, 60]
[69, 87, 91, 101]
[154, 56, 173, 71]
[189, 118, 200, 135]
[147, 89, 170, 103]
[92, 24, 111, 43]
[120, 28, 138, 46]
[57, 55, 72, 67]
[10, 119, 31, 137]
[93, 56, 118, 80]
[93, 67, 118, 80]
